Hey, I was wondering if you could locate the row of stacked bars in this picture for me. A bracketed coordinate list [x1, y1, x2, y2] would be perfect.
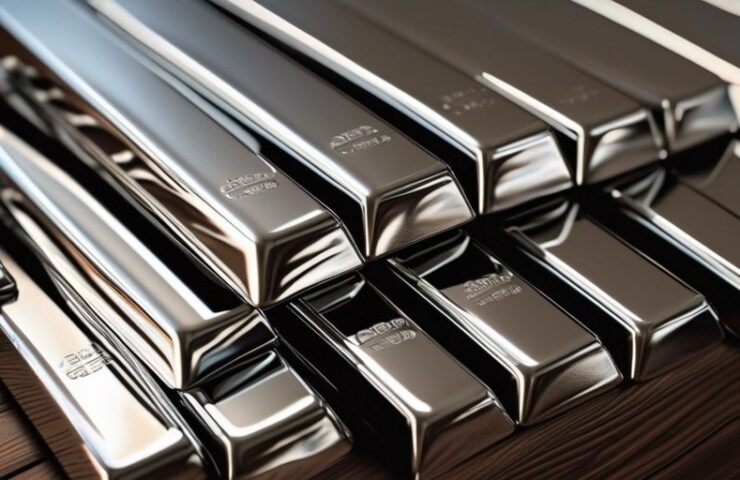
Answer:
[0, 0, 737, 479]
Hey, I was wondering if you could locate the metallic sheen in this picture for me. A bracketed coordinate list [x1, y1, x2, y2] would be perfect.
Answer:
[504, 200, 723, 381]
[0, 250, 199, 478]
[339, 0, 662, 185]
[475, 0, 737, 153]
[391, 232, 622, 425]
[183, 350, 351, 479]
[292, 274, 514, 479]
[0, 0, 362, 307]
[0, 127, 276, 390]
[210, 0, 572, 214]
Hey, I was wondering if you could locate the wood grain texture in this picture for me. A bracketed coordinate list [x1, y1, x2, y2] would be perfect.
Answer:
[1, 333, 739, 479]
[12, 461, 64, 480]
[0, 410, 45, 478]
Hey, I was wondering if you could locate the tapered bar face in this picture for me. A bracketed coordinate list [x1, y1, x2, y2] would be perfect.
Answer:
[674, 140, 740, 218]
[333, 0, 661, 185]
[391, 232, 621, 424]
[89, 0, 473, 259]
[0, 251, 197, 478]
[292, 274, 514, 478]
[504, 201, 722, 380]
[470, 0, 737, 153]
[0, 127, 276, 389]
[574, 0, 740, 88]
[209, 0, 572, 214]
[184, 350, 350, 480]
[0, 0, 362, 307]
[612, 169, 740, 292]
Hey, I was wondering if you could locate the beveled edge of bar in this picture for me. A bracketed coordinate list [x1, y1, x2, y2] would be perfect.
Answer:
[181, 349, 351, 480]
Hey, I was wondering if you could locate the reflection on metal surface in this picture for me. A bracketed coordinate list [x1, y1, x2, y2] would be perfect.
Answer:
[210, 0, 572, 214]
[292, 274, 514, 479]
[0, 250, 199, 478]
[613, 169, 740, 293]
[505, 200, 723, 380]
[0, 127, 276, 389]
[184, 350, 351, 479]
[392, 232, 621, 424]
[475, 0, 737, 153]
[0, 0, 362, 307]
[674, 140, 740, 217]
[337, 0, 662, 185]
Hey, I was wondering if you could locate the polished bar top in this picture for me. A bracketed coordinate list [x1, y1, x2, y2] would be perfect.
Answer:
[90, 0, 473, 259]
[474, 0, 737, 153]
[0, 250, 198, 478]
[0, 0, 362, 307]
[340, 0, 662, 185]
[0, 127, 276, 389]
[211, 0, 572, 214]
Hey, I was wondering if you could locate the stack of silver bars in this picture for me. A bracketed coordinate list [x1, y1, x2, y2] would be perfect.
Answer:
[0, 0, 737, 478]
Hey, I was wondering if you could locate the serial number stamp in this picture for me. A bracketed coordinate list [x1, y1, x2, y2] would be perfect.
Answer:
[220, 172, 279, 199]
[440, 87, 497, 116]
[58, 344, 112, 380]
[558, 85, 599, 106]
[463, 273, 523, 306]
[330, 125, 392, 155]
[354, 318, 417, 352]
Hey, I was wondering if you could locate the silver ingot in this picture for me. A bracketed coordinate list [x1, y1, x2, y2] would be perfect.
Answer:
[292, 274, 514, 479]
[472, 0, 737, 153]
[183, 350, 351, 479]
[0, 127, 276, 389]
[89, 0, 474, 259]
[0, 250, 199, 478]
[340, 0, 663, 185]
[391, 232, 622, 425]
[0, 0, 362, 307]
[209, 0, 572, 214]
[504, 200, 723, 380]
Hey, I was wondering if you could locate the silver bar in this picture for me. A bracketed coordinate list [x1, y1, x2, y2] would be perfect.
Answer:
[0, 250, 199, 478]
[292, 274, 514, 479]
[472, 0, 737, 153]
[88, 0, 473, 259]
[0, 0, 362, 307]
[674, 139, 740, 217]
[574, 0, 740, 113]
[337, 0, 662, 185]
[183, 350, 351, 480]
[612, 168, 740, 302]
[0, 127, 276, 389]
[209, 0, 572, 214]
[504, 200, 723, 381]
[391, 232, 621, 425]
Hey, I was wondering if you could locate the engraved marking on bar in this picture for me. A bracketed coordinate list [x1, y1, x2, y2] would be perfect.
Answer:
[330, 125, 392, 155]
[58, 344, 112, 380]
[463, 273, 523, 306]
[440, 87, 498, 116]
[219, 172, 279, 199]
[353, 318, 417, 351]
[558, 85, 600, 106]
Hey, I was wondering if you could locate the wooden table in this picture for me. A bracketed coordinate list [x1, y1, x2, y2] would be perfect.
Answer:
[1, 334, 739, 480]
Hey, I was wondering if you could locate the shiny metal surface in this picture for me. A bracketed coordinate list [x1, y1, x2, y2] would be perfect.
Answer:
[391, 232, 621, 425]
[89, 0, 473, 260]
[574, 0, 740, 114]
[0, 250, 199, 478]
[0, 127, 276, 390]
[210, 0, 572, 215]
[505, 200, 723, 381]
[474, 0, 737, 153]
[339, 0, 662, 185]
[674, 140, 740, 217]
[183, 350, 351, 479]
[292, 274, 514, 479]
[0, 0, 362, 307]
[612, 169, 740, 296]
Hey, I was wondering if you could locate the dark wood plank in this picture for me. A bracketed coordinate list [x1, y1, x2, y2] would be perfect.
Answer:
[0, 409, 46, 478]
[12, 461, 64, 480]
